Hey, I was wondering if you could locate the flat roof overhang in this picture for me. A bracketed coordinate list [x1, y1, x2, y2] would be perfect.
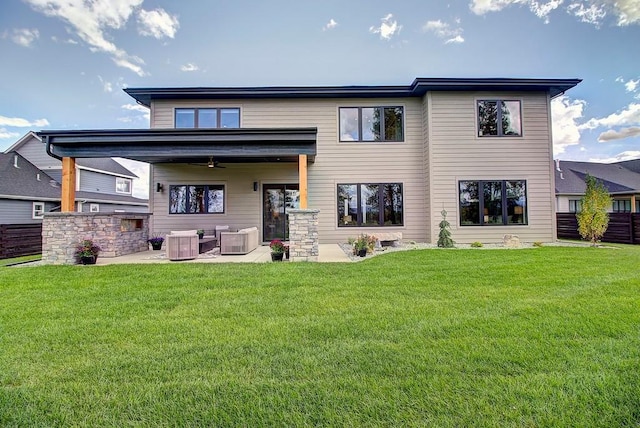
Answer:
[37, 128, 317, 164]
[125, 78, 582, 107]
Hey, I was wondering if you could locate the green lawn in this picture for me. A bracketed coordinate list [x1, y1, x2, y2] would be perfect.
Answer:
[1, 247, 639, 427]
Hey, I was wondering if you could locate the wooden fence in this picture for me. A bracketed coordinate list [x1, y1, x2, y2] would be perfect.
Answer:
[0, 223, 42, 259]
[557, 213, 640, 244]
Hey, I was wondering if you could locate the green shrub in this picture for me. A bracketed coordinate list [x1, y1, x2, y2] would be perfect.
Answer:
[533, 241, 543, 247]
[470, 241, 483, 248]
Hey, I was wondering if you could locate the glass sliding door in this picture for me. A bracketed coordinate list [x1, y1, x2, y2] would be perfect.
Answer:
[263, 184, 299, 242]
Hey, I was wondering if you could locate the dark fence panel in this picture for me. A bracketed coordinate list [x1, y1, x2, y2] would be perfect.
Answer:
[557, 213, 640, 244]
[0, 223, 42, 259]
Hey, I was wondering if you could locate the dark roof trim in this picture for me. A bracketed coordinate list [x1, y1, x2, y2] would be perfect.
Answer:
[38, 128, 317, 164]
[124, 77, 582, 107]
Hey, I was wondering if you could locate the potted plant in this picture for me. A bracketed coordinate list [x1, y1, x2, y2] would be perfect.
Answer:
[197, 229, 205, 239]
[75, 239, 101, 265]
[353, 234, 376, 257]
[269, 239, 285, 262]
[147, 236, 164, 250]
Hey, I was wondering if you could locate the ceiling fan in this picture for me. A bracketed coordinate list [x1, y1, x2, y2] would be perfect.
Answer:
[189, 156, 226, 169]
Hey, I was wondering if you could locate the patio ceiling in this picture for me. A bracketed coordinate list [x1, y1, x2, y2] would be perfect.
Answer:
[38, 128, 317, 164]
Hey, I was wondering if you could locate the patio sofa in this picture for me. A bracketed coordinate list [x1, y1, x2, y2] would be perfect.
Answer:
[219, 227, 259, 255]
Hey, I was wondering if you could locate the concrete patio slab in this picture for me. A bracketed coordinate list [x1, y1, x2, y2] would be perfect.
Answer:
[95, 244, 351, 265]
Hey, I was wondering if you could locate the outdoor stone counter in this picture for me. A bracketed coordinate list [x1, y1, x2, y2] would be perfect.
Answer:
[42, 212, 150, 265]
[288, 209, 319, 262]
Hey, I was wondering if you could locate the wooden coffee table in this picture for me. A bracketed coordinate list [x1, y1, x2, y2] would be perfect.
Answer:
[198, 237, 217, 253]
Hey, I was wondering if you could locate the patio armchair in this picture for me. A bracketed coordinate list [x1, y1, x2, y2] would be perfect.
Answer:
[166, 230, 199, 261]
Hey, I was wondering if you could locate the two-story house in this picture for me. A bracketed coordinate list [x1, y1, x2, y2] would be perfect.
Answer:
[4, 132, 148, 217]
[39, 77, 580, 244]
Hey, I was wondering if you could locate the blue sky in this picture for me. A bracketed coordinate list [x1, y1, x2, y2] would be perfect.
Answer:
[1, 0, 639, 198]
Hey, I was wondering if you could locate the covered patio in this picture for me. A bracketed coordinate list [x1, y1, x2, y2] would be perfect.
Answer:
[37, 128, 320, 264]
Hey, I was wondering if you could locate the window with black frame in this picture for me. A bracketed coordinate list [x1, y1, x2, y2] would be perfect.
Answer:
[175, 108, 240, 129]
[459, 180, 527, 225]
[477, 100, 522, 137]
[337, 183, 403, 227]
[169, 185, 225, 214]
[339, 107, 404, 142]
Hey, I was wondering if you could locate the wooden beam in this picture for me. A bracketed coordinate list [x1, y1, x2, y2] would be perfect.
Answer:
[632, 194, 637, 213]
[61, 157, 76, 212]
[299, 154, 308, 209]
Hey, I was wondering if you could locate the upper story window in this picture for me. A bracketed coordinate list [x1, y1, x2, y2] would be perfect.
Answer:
[339, 107, 404, 142]
[175, 108, 240, 129]
[477, 100, 522, 137]
[116, 177, 132, 194]
[459, 180, 527, 226]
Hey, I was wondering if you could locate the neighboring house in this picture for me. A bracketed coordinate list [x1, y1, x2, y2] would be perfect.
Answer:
[39, 77, 581, 243]
[555, 159, 640, 213]
[4, 132, 148, 214]
[0, 152, 60, 224]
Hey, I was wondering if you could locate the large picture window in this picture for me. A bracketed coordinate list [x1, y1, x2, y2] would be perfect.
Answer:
[175, 108, 240, 129]
[169, 185, 225, 214]
[339, 107, 404, 142]
[477, 100, 522, 137]
[337, 183, 403, 227]
[459, 180, 527, 226]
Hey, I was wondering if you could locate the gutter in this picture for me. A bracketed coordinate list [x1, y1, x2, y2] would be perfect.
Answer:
[42, 135, 62, 161]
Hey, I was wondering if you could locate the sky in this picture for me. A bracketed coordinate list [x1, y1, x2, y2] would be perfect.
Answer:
[1, 0, 639, 199]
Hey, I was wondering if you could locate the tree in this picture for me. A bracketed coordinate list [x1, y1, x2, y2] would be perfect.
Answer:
[437, 209, 455, 248]
[576, 174, 613, 246]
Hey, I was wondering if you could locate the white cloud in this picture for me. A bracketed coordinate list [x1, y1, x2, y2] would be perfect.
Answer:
[597, 127, 640, 142]
[566, 2, 607, 26]
[0, 128, 21, 140]
[121, 103, 150, 121]
[551, 95, 586, 155]
[98, 75, 113, 92]
[0, 115, 50, 127]
[422, 19, 465, 43]
[8, 28, 40, 47]
[589, 151, 640, 163]
[137, 8, 179, 39]
[25, 0, 148, 76]
[625, 79, 639, 92]
[323, 18, 338, 31]
[180, 63, 199, 72]
[579, 103, 640, 130]
[470, 0, 640, 26]
[369, 14, 402, 40]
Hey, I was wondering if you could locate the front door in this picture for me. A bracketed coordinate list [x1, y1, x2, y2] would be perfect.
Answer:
[263, 184, 300, 242]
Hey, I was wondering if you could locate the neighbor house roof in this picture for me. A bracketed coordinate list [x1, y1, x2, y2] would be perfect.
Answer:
[555, 160, 640, 195]
[616, 159, 640, 174]
[4, 131, 137, 178]
[0, 152, 61, 200]
[124, 77, 582, 107]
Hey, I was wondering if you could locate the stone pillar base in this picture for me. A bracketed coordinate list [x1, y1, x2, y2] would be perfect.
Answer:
[288, 209, 319, 262]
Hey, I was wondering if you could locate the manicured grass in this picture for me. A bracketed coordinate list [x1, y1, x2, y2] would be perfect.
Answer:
[1, 247, 639, 426]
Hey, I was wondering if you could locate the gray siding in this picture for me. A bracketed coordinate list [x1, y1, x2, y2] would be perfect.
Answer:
[79, 169, 119, 195]
[0, 199, 57, 224]
[14, 135, 58, 169]
[428, 91, 556, 243]
[151, 98, 428, 243]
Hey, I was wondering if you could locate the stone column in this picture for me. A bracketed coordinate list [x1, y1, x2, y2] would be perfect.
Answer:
[288, 208, 319, 262]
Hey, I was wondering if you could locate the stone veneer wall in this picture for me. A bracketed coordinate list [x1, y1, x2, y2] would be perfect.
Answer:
[288, 209, 319, 262]
[42, 212, 150, 265]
